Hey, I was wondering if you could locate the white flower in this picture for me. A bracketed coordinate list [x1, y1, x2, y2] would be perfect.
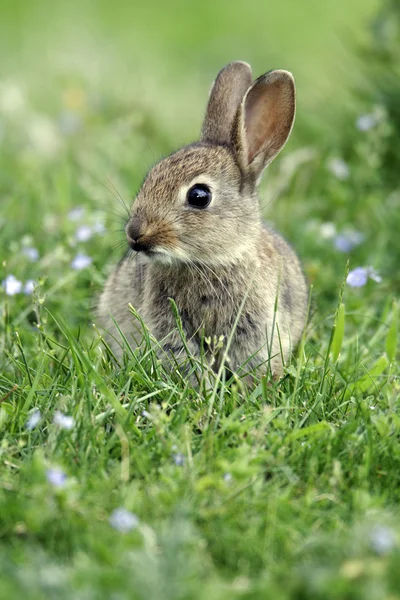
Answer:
[68, 206, 85, 221]
[370, 525, 396, 555]
[368, 267, 382, 283]
[26, 409, 41, 430]
[0, 82, 26, 115]
[24, 280, 36, 295]
[53, 411, 75, 430]
[109, 508, 139, 533]
[22, 247, 39, 262]
[356, 114, 378, 132]
[328, 158, 350, 181]
[2, 275, 23, 295]
[27, 115, 62, 156]
[75, 225, 93, 242]
[71, 253, 92, 270]
[46, 468, 67, 488]
[320, 222, 336, 240]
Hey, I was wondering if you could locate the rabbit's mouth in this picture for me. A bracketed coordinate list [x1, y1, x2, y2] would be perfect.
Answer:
[127, 240, 180, 265]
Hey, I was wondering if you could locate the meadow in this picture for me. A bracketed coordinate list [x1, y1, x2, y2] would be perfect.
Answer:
[1, 0, 400, 598]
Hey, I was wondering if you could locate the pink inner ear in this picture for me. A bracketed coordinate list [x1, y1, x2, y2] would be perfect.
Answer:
[245, 78, 293, 165]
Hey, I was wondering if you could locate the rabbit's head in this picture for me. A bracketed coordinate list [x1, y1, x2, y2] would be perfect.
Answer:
[126, 62, 295, 266]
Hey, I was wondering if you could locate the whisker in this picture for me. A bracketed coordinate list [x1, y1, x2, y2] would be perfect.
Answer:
[105, 176, 131, 216]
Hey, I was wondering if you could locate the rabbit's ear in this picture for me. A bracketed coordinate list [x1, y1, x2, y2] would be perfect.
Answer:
[201, 61, 253, 145]
[232, 70, 295, 178]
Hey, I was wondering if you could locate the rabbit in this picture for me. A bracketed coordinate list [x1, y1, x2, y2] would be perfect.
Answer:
[98, 61, 308, 381]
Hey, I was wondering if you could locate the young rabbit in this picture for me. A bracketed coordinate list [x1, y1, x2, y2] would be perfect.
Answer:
[98, 61, 308, 379]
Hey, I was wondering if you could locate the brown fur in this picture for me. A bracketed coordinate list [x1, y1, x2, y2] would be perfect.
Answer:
[98, 62, 308, 379]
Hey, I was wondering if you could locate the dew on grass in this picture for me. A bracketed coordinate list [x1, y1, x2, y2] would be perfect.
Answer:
[46, 468, 67, 488]
[327, 157, 350, 180]
[2, 274, 23, 295]
[370, 525, 396, 555]
[109, 508, 139, 533]
[26, 409, 41, 430]
[22, 247, 39, 262]
[53, 411, 75, 430]
[75, 224, 93, 242]
[71, 253, 92, 270]
[173, 453, 185, 466]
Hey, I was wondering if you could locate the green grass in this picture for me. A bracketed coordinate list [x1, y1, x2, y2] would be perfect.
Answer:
[1, 1, 400, 598]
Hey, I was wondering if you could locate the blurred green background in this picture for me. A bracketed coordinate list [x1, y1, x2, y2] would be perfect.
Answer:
[0, 0, 379, 142]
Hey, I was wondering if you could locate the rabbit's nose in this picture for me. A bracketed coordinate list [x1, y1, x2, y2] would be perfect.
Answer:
[128, 236, 153, 252]
[126, 218, 142, 242]
[126, 219, 153, 252]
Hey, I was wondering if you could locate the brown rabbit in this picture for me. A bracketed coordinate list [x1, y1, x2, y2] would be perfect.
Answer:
[98, 61, 308, 380]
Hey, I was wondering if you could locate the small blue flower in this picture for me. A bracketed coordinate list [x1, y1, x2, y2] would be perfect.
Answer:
[75, 225, 93, 242]
[370, 525, 396, 555]
[334, 231, 364, 253]
[67, 206, 85, 221]
[346, 267, 368, 287]
[22, 247, 39, 262]
[92, 221, 106, 235]
[347, 266, 382, 287]
[2, 275, 23, 296]
[172, 453, 185, 466]
[356, 113, 377, 132]
[26, 409, 41, 430]
[71, 253, 92, 270]
[223, 472, 232, 483]
[327, 158, 350, 181]
[46, 468, 67, 488]
[24, 280, 36, 295]
[109, 508, 139, 533]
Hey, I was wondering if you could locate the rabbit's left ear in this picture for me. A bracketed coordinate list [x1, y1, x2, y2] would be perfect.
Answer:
[201, 61, 253, 145]
[232, 70, 295, 179]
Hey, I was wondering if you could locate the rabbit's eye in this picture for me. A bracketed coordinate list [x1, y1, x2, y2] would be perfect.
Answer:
[186, 184, 212, 209]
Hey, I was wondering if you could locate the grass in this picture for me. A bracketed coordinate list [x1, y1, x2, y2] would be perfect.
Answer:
[1, 0, 400, 598]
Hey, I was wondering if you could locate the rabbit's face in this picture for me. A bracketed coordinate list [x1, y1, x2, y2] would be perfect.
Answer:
[126, 144, 261, 266]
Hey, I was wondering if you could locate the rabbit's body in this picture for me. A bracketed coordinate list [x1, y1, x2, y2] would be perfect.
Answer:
[99, 220, 306, 375]
[98, 63, 307, 378]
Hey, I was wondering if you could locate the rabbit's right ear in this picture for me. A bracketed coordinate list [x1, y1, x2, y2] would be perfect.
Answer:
[232, 70, 296, 180]
[201, 61, 252, 145]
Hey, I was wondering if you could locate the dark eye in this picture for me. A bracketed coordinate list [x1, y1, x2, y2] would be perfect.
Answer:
[186, 184, 212, 209]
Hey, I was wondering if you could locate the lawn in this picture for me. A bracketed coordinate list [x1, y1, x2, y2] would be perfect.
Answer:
[1, 0, 400, 598]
